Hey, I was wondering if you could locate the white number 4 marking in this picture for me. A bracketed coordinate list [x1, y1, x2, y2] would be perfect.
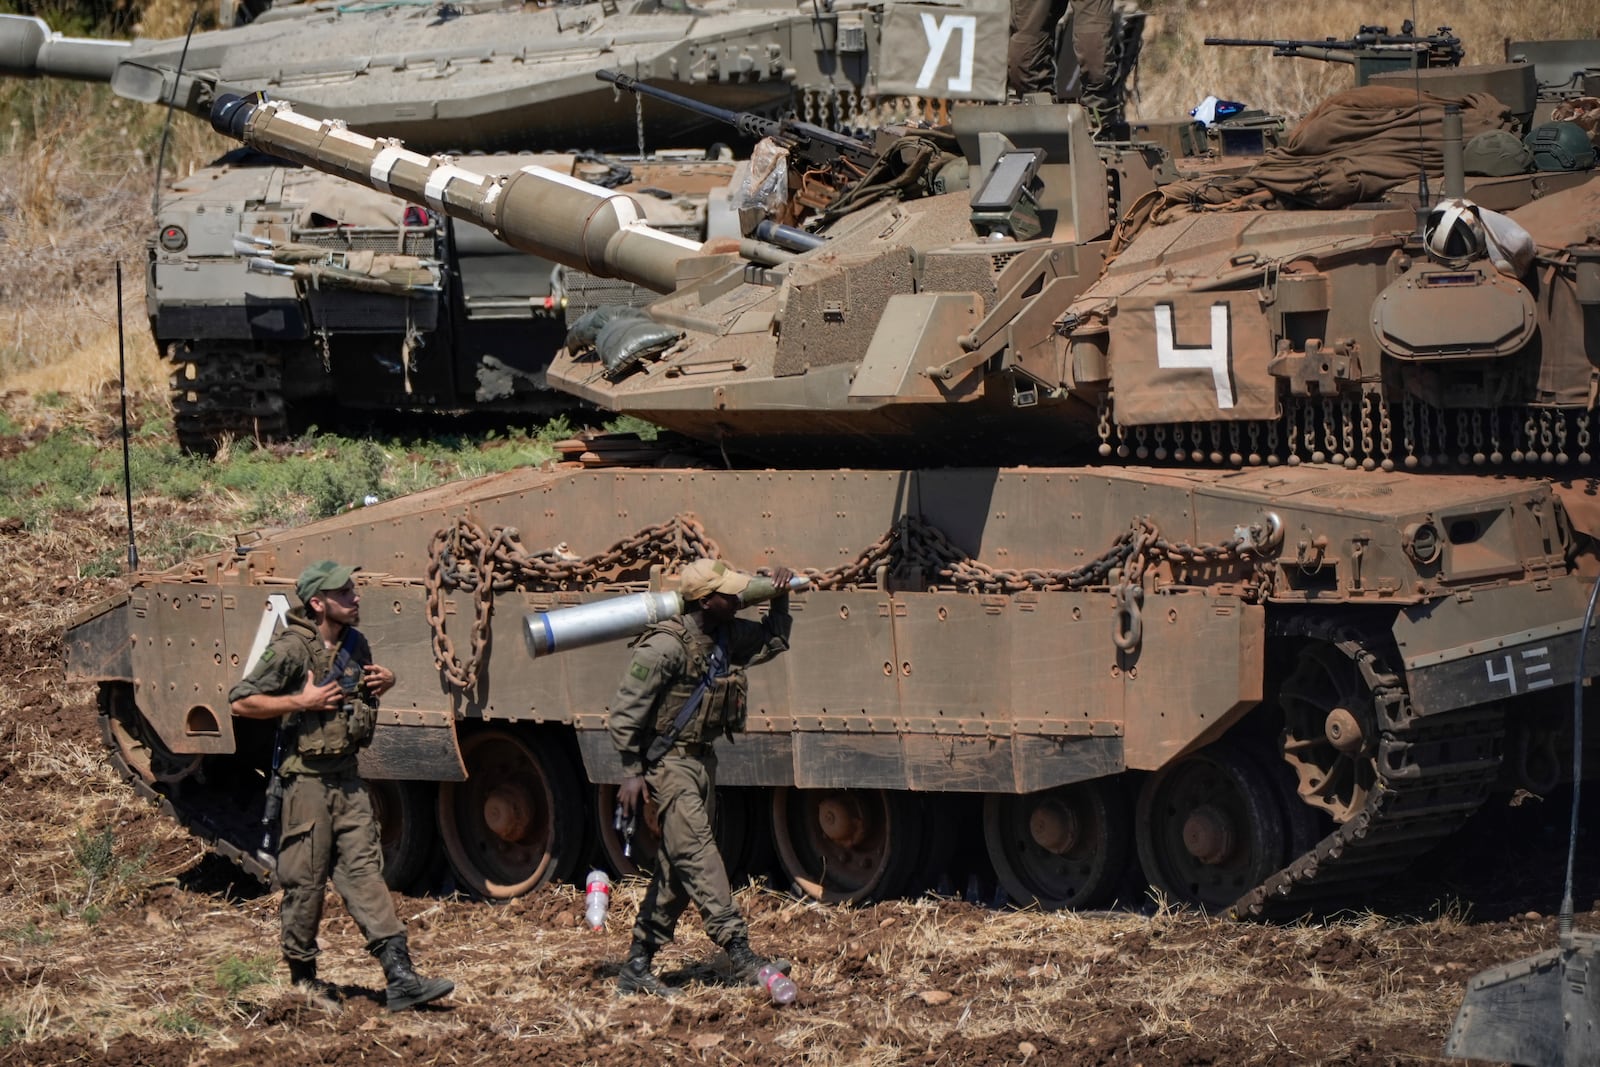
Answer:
[1154, 303, 1235, 409]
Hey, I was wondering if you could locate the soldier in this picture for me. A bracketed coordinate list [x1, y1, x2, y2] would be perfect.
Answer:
[229, 560, 454, 1012]
[610, 558, 795, 996]
[1008, 0, 1124, 131]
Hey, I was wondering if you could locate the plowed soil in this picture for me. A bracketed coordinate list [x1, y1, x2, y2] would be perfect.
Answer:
[0, 400, 1594, 1067]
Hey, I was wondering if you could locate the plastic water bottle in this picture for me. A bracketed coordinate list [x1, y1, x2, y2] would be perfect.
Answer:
[584, 870, 611, 930]
[756, 963, 797, 1005]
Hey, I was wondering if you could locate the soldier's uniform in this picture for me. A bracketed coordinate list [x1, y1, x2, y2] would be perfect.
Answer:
[229, 559, 452, 1011]
[609, 559, 792, 994]
[1008, 0, 1122, 127]
[230, 611, 400, 963]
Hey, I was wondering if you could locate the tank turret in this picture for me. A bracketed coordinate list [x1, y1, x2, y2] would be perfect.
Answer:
[4, 1, 1013, 450]
[1, 1, 1010, 154]
[211, 66, 1600, 472]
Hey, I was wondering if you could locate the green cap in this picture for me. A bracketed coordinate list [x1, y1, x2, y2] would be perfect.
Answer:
[296, 560, 360, 604]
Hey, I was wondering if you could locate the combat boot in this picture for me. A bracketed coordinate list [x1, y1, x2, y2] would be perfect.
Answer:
[616, 941, 675, 997]
[724, 933, 791, 985]
[286, 957, 338, 999]
[372, 935, 454, 1012]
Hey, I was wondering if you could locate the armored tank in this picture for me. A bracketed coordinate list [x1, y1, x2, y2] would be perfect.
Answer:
[2, 1, 1008, 448]
[63, 65, 1600, 917]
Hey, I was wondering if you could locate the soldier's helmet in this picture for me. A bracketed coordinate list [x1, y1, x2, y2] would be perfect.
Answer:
[1523, 121, 1597, 172]
[1462, 130, 1533, 176]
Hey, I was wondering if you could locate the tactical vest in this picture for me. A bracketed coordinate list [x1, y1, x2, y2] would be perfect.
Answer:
[285, 627, 378, 758]
[644, 619, 748, 743]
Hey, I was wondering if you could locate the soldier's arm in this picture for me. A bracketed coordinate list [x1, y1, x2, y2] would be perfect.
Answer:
[231, 670, 342, 719]
[607, 635, 679, 777]
[741, 565, 794, 667]
[228, 637, 339, 719]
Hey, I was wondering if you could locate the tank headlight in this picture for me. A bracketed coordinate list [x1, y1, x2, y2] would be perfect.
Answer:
[1403, 521, 1442, 566]
[158, 225, 188, 252]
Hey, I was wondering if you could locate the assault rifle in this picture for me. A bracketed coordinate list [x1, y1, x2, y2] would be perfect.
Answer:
[1205, 21, 1464, 86]
[258, 727, 288, 865]
[597, 69, 881, 218]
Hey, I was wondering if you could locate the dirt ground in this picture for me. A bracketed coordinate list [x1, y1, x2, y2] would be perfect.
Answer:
[0, 414, 1594, 1066]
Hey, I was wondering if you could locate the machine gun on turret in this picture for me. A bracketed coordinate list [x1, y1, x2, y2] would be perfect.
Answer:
[596, 70, 962, 227]
[1205, 21, 1464, 86]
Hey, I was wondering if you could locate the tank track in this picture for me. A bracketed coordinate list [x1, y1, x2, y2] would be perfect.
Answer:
[98, 692, 273, 885]
[1232, 627, 1506, 918]
[167, 342, 288, 454]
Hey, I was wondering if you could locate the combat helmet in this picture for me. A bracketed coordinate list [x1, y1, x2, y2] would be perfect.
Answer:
[1523, 121, 1597, 172]
[1462, 130, 1533, 176]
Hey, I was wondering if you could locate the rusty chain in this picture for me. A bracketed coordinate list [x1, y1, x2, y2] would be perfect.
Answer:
[424, 513, 1258, 690]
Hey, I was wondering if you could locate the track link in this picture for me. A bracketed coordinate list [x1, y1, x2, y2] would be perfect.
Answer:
[167, 342, 289, 454]
[1232, 628, 1505, 918]
[99, 687, 273, 884]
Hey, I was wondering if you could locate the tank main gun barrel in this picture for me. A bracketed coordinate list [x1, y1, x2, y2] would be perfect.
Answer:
[0, 13, 213, 111]
[209, 93, 702, 295]
[0, 14, 126, 82]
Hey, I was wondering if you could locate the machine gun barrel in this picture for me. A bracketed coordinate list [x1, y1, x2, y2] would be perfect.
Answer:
[597, 69, 874, 163]
[209, 93, 701, 294]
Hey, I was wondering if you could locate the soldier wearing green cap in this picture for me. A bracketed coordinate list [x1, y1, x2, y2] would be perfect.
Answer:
[609, 558, 797, 996]
[229, 560, 454, 1011]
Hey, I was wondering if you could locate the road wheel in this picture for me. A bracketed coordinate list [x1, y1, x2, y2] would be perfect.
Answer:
[771, 787, 921, 904]
[99, 683, 202, 786]
[437, 728, 583, 899]
[985, 779, 1131, 909]
[367, 779, 438, 893]
[1135, 742, 1285, 911]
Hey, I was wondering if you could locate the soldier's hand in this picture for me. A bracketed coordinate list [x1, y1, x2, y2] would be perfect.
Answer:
[771, 565, 794, 590]
[363, 663, 396, 697]
[617, 775, 648, 818]
[296, 670, 343, 713]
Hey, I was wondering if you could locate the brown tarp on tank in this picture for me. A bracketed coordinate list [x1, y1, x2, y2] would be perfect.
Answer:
[1113, 87, 1518, 247]
[297, 185, 406, 229]
[1506, 182, 1600, 406]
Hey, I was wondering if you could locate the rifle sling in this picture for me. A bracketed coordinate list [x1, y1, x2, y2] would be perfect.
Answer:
[269, 626, 363, 778]
[644, 632, 727, 767]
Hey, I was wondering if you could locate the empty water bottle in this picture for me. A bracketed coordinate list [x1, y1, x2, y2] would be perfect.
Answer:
[756, 963, 797, 1005]
[584, 869, 612, 930]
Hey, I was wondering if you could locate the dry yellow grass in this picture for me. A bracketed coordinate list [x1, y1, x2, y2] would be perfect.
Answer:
[1135, 0, 1600, 118]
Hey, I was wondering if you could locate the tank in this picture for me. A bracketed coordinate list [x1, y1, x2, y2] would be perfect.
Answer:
[2, 1, 1009, 449]
[63, 67, 1600, 918]
[153, 147, 732, 449]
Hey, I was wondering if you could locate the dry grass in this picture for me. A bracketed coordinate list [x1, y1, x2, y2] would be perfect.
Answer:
[1135, 0, 1600, 118]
